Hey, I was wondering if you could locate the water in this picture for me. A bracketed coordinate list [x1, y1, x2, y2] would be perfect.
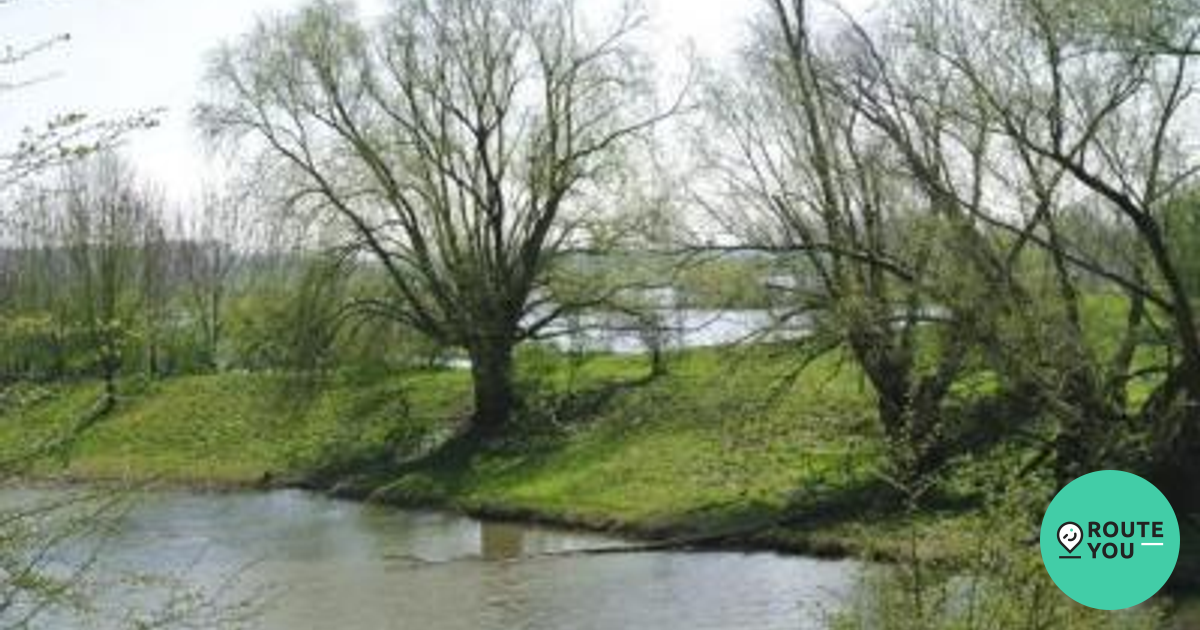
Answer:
[437, 309, 804, 369]
[24, 489, 858, 629]
[535, 309, 808, 355]
[543, 309, 806, 355]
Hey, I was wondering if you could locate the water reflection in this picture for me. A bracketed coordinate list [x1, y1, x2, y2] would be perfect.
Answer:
[480, 522, 525, 561]
[18, 489, 857, 630]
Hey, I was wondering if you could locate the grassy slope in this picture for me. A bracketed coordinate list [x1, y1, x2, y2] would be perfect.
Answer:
[5, 347, 968, 556]
[1, 293, 1139, 524]
[378, 349, 884, 544]
[6, 295, 1195, 622]
[0, 371, 471, 485]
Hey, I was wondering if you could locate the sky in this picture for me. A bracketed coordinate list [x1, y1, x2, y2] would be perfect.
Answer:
[0, 0, 866, 209]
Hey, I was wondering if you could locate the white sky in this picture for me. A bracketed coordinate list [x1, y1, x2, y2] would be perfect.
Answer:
[0, 0, 869, 208]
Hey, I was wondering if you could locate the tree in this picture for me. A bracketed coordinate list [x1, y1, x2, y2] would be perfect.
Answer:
[139, 201, 169, 377]
[1, 57, 157, 200]
[178, 186, 247, 372]
[895, 0, 1200, 500]
[198, 0, 677, 436]
[57, 152, 160, 412]
[1164, 189, 1200, 299]
[0, 6, 239, 627]
[704, 0, 1002, 489]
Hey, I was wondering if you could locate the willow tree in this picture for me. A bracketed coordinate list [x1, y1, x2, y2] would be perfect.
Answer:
[59, 152, 159, 411]
[704, 0, 1001, 490]
[198, 0, 669, 436]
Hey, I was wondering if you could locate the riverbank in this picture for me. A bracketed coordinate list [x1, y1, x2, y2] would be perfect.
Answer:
[10, 349, 1200, 626]
[1, 346, 999, 564]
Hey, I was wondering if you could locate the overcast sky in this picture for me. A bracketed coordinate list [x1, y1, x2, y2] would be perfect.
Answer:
[0, 0, 869, 208]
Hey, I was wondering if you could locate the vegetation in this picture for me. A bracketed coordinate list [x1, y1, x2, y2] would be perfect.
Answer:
[4, 343, 1192, 624]
[0, 5, 255, 628]
[5, 0, 1200, 626]
[197, 0, 679, 437]
[0, 347, 936, 555]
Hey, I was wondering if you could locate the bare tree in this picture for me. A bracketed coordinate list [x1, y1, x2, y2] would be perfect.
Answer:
[703, 0, 1006, 489]
[0, 7, 236, 626]
[57, 152, 159, 412]
[139, 195, 169, 377]
[177, 186, 247, 372]
[198, 0, 679, 436]
[892, 0, 1200, 499]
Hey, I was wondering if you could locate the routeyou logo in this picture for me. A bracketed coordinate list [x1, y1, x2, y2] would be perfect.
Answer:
[1041, 470, 1180, 610]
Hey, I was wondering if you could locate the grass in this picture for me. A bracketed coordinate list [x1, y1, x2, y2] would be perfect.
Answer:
[0, 371, 470, 485]
[381, 347, 880, 533]
[0, 343, 1017, 562]
[5, 342, 1197, 624]
[0, 295, 1160, 554]
[0, 346, 920, 552]
[6, 291, 1196, 625]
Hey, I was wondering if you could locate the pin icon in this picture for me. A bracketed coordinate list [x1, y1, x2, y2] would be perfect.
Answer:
[1058, 521, 1082, 554]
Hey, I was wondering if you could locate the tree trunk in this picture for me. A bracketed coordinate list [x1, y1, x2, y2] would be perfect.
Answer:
[468, 339, 516, 437]
[877, 382, 946, 498]
[208, 289, 223, 372]
[1152, 386, 1200, 591]
[1053, 416, 1090, 491]
[101, 358, 118, 413]
[1053, 367, 1117, 491]
[147, 327, 160, 378]
[649, 344, 666, 378]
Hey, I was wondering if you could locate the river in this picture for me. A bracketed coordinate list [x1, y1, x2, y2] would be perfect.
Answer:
[539, 309, 808, 355]
[25, 489, 859, 629]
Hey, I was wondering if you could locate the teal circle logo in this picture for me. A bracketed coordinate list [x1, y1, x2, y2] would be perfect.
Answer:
[1040, 470, 1179, 610]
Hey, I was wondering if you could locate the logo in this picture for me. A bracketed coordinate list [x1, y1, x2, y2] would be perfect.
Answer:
[1057, 521, 1082, 556]
[1040, 470, 1179, 610]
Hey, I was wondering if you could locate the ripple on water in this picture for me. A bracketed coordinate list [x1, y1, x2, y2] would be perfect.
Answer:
[9, 489, 858, 630]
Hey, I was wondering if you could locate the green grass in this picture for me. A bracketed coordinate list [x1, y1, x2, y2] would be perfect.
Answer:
[0, 371, 471, 485]
[0, 346, 909, 551]
[0, 344, 1044, 563]
[386, 348, 880, 532]
[5, 296, 1194, 624]
[8, 340, 1199, 629]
